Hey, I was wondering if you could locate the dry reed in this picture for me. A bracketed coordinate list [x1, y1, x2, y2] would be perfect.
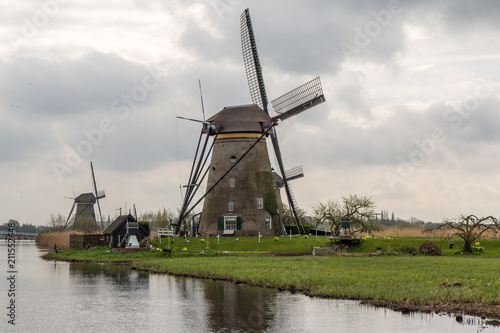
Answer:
[37, 231, 84, 250]
[374, 226, 499, 239]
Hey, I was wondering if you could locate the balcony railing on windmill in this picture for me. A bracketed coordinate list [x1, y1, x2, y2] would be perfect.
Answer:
[271, 77, 325, 121]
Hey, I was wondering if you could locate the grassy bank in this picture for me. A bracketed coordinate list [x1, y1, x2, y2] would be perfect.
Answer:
[150, 235, 500, 256]
[43, 236, 500, 320]
[130, 255, 500, 316]
[152, 235, 334, 253]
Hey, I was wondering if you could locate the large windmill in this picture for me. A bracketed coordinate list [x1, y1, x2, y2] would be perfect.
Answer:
[176, 8, 325, 236]
[65, 162, 106, 232]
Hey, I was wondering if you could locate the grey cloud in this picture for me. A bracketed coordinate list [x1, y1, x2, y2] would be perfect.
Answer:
[277, 95, 500, 177]
[440, 1, 500, 31]
[0, 53, 157, 117]
[335, 82, 371, 118]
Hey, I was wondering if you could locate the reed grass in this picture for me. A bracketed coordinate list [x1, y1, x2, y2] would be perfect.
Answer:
[374, 226, 499, 239]
[37, 231, 84, 250]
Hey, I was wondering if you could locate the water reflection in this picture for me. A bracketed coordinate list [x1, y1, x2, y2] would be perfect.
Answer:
[202, 280, 275, 332]
[1, 242, 493, 333]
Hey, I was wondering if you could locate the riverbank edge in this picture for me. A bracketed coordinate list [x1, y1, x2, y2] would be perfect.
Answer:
[42, 252, 500, 323]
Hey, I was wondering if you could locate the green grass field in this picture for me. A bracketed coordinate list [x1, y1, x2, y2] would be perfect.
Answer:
[150, 235, 500, 256]
[132, 255, 500, 303]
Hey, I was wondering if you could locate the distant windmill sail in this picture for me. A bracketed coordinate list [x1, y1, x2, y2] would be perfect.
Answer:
[90, 162, 106, 230]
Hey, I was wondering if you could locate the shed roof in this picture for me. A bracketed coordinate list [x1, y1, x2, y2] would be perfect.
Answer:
[104, 214, 138, 235]
[207, 104, 271, 134]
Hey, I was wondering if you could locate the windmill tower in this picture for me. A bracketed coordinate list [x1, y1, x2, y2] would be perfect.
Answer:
[65, 162, 106, 232]
[199, 105, 278, 236]
[176, 8, 325, 236]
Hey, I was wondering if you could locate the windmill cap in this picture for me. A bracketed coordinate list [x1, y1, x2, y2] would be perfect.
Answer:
[206, 104, 271, 134]
[75, 192, 96, 203]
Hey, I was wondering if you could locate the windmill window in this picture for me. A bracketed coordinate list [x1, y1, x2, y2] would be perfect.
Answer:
[225, 216, 237, 230]
[230, 156, 236, 163]
[257, 198, 263, 209]
[229, 177, 235, 188]
[228, 201, 234, 212]
[218, 216, 241, 230]
[266, 216, 272, 230]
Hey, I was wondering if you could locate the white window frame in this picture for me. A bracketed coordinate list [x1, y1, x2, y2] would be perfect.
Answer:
[256, 197, 263, 209]
[228, 201, 234, 212]
[229, 177, 235, 188]
[266, 216, 272, 230]
[224, 216, 237, 230]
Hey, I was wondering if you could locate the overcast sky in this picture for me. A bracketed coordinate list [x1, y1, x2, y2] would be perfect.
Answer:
[2, 0, 500, 226]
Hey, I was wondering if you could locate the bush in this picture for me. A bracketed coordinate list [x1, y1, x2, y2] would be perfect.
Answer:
[139, 221, 150, 235]
[399, 244, 416, 254]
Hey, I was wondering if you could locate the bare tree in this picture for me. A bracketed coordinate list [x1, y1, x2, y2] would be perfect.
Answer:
[313, 195, 380, 236]
[280, 204, 306, 226]
[153, 208, 177, 229]
[313, 200, 342, 235]
[47, 213, 67, 231]
[426, 215, 499, 253]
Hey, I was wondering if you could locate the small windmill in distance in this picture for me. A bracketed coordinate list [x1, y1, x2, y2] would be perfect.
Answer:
[64, 162, 106, 232]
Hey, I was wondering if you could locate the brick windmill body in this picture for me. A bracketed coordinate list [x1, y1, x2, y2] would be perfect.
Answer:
[198, 105, 278, 237]
[176, 9, 325, 236]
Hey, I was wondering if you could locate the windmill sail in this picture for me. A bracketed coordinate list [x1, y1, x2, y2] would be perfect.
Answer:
[284, 165, 304, 182]
[65, 201, 76, 229]
[240, 8, 307, 234]
[240, 8, 268, 112]
[271, 77, 326, 121]
[90, 162, 105, 230]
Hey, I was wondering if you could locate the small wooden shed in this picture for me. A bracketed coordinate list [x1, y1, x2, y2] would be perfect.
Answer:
[104, 214, 148, 248]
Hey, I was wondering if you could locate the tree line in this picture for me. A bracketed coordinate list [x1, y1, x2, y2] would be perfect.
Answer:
[0, 219, 43, 233]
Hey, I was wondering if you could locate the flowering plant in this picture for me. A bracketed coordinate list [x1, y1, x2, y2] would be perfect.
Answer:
[472, 244, 484, 252]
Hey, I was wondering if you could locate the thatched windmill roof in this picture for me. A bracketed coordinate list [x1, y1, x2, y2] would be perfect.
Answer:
[206, 105, 271, 134]
[75, 192, 96, 204]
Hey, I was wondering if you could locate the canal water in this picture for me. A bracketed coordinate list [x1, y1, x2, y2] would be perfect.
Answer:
[0, 242, 496, 332]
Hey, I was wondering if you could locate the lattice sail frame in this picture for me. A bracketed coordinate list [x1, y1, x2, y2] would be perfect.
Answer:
[240, 9, 268, 112]
[271, 77, 325, 121]
[284, 165, 304, 182]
